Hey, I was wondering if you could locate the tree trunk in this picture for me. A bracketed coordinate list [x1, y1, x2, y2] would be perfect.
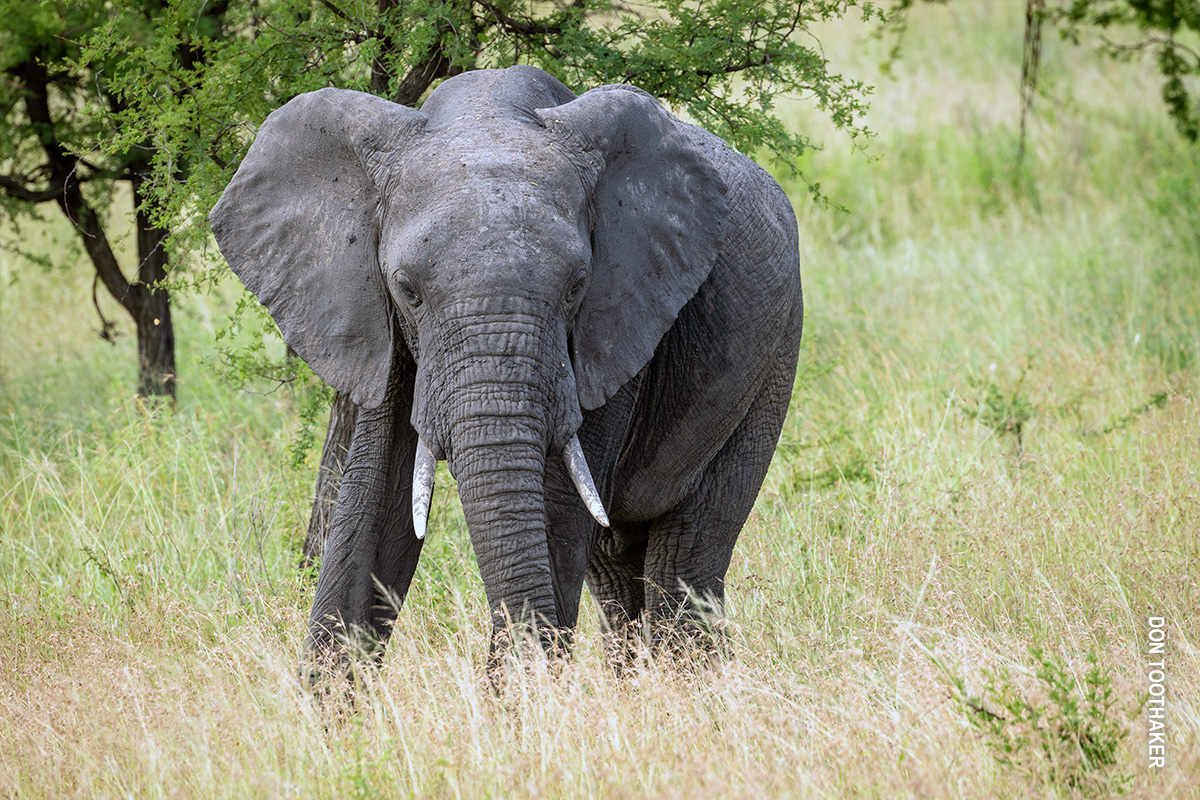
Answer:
[301, 389, 360, 566]
[370, 0, 470, 107]
[131, 289, 175, 399]
[8, 56, 178, 402]
[131, 173, 177, 400]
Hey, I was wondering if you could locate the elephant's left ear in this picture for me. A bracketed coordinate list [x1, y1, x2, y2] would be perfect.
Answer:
[537, 86, 728, 411]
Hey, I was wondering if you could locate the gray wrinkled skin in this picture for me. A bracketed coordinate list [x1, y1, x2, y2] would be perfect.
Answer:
[210, 66, 804, 666]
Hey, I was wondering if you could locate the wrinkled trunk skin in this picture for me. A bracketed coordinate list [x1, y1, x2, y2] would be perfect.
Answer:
[451, 409, 558, 647]
[425, 301, 574, 661]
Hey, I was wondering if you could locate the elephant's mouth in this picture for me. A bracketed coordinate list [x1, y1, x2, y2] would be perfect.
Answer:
[409, 433, 608, 540]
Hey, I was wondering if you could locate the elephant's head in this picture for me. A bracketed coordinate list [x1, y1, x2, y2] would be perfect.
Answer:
[210, 66, 727, 633]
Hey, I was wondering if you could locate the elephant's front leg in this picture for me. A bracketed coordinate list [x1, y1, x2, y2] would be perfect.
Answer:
[306, 368, 423, 663]
[545, 387, 644, 662]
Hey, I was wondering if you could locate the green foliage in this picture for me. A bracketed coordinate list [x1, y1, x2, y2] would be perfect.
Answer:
[943, 648, 1135, 796]
[0, 0, 111, 228]
[1087, 390, 1171, 435]
[1049, 0, 1200, 141]
[211, 292, 330, 467]
[289, 378, 336, 470]
[211, 294, 299, 386]
[958, 360, 1036, 453]
[84, 0, 881, 255]
[0, 0, 211, 228]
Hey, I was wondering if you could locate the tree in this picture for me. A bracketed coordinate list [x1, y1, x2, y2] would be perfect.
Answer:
[1048, 0, 1200, 143]
[889, 0, 1200, 156]
[0, 0, 230, 400]
[89, 0, 881, 558]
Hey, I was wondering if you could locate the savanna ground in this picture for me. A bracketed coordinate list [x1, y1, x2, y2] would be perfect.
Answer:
[1, 2, 1197, 797]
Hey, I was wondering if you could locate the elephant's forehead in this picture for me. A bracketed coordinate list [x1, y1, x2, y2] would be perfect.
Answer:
[395, 131, 585, 213]
[377, 134, 590, 273]
[381, 194, 586, 268]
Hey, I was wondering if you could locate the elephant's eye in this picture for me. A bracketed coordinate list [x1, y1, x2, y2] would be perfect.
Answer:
[564, 268, 587, 313]
[393, 275, 422, 308]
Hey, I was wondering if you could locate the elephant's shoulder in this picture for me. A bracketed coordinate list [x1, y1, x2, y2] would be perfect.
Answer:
[679, 123, 796, 235]
[677, 123, 798, 277]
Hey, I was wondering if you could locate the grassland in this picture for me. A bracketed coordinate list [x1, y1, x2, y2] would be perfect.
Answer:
[1, 2, 1197, 797]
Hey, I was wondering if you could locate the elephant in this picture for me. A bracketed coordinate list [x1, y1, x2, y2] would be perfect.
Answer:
[209, 65, 803, 667]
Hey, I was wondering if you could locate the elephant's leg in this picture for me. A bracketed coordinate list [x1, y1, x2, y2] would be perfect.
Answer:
[362, 433, 424, 640]
[306, 366, 423, 662]
[585, 522, 650, 664]
[641, 343, 798, 650]
[537, 377, 643, 656]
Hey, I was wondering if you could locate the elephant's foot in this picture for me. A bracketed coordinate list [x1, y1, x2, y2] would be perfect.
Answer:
[299, 617, 393, 707]
[484, 611, 574, 694]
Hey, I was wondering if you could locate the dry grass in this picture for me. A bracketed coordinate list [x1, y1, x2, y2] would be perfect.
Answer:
[2, 1, 1198, 797]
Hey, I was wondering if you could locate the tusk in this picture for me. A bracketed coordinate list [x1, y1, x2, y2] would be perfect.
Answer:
[412, 438, 437, 540]
[563, 435, 610, 528]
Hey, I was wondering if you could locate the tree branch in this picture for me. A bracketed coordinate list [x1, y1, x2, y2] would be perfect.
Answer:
[477, 0, 593, 38]
[16, 55, 135, 311]
[1100, 33, 1200, 64]
[376, 1, 477, 105]
[477, 0, 566, 37]
[319, 0, 359, 26]
[696, 54, 776, 78]
[393, 40, 466, 106]
[0, 173, 63, 204]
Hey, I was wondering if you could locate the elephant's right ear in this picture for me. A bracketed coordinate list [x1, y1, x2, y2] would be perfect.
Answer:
[210, 89, 427, 409]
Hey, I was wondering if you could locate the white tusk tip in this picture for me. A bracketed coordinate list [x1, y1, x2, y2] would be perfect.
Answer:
[412, 438, 437, 541]
[564, 434, 610, 529]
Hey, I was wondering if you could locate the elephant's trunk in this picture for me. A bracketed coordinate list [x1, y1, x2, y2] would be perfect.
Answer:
[449, 403, 559, 634]
[422, 305, 568, 636]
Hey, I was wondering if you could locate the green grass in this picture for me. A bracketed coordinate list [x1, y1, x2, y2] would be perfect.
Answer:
[2, 1, 1198, 796]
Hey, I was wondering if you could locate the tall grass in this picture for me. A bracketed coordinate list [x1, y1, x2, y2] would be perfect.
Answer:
[2, 1, 1197, 796]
